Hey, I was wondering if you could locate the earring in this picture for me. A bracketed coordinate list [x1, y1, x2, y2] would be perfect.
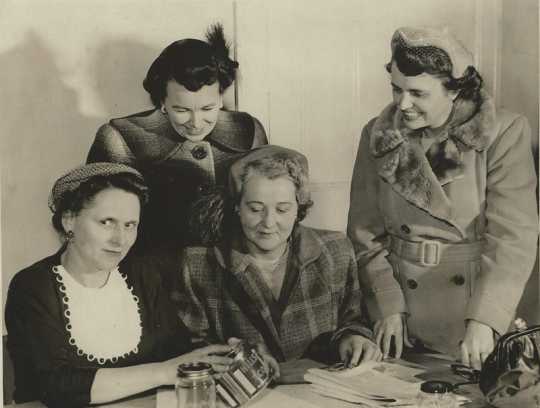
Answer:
[66, 230, 74, 242]
[160, 106, 167, 114]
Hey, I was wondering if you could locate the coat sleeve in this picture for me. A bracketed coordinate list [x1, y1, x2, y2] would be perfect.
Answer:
[86, 123, 136, 164]
[332, 237, 374, 341]
[5, 273, 97, 408]
[173, 251, 215, 344]
[251, 116, 269, 147]
[303, 235, 373, 363]
[466, 113, 538, 334]
[347, 120, 407, 321]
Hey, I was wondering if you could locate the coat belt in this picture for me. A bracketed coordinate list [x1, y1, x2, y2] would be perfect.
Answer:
[389, 235, 484, 266]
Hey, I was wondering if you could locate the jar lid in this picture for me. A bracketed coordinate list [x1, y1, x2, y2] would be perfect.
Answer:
[420, 380, 454, 393]
[177, 362, 213, 378]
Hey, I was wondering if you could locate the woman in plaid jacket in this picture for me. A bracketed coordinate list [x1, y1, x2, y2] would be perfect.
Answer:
[175, 146, 381, 365]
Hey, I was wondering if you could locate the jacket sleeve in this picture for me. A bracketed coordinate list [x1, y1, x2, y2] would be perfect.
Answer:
[5, 273, 97, 408]
[347, 120, 407, 321]
[332, 237, 374, 341]
[303, 235, 373, 363]
[251, 116, 269, 147]
[86, 123, 136, 164]
[466, 114, 538, 334]
[173, 251, 214, 344]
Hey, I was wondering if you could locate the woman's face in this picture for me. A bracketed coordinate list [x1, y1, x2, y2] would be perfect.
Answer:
[162, 80, 222, 142]
[62, 188, 140, 273]
[238, 172, 298, 259]
[390, 62, 457, 130]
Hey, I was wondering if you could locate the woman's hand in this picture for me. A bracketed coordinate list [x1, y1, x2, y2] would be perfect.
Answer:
[374, 313, 413, 359]
[460, 320, 494, 370]
[338, 334, 382, 367]
[161, 344, 234, 384]
[228, 337, 280, 380]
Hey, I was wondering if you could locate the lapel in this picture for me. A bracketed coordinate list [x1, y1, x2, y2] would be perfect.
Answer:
[214, 238, 285, 359]
[277, 226, 323, 313]
[369, 90, 495, 234]
[213, 226, 323, 360]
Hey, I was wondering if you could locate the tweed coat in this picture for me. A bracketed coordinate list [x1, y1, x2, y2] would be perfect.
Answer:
[174, 225, 373, 362]
[87, 109, 267, 251]
[347, 90, 538, 354]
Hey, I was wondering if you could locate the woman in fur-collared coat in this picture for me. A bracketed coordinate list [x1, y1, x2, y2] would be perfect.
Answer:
[87, 24, 267, 252]
[347, 26, 538, 369]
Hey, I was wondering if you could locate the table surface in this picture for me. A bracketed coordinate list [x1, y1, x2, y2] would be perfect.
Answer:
[11, 351, 489, 407]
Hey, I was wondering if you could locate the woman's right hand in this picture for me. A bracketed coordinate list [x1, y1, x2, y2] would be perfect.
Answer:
[374, 313, 413, 359]
[161, 344, 234, 385]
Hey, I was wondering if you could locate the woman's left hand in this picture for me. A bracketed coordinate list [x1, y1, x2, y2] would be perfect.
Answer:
[460, 320, 495, 370]
[338, 334, 383, 367]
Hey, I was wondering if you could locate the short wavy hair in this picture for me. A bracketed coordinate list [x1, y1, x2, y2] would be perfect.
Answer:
[143, 23, 238, 108]
[189, 153, 314, 245]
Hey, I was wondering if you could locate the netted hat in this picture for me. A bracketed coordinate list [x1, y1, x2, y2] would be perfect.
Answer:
[391, 26, 474, 78]
[49, 162, 145, 212]
[228, 145, 311, 205]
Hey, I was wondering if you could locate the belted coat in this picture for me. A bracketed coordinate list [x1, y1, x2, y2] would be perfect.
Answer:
[347, 90, 538, 354]
[87, 109, 267, 251]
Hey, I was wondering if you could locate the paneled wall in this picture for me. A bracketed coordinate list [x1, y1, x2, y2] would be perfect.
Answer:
[235, 0, 499, 230]
[1, 0, 537, 331]
[500, 0, 539, 325]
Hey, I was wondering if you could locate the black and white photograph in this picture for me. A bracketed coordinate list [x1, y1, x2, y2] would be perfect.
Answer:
[1, 0, 539, 407]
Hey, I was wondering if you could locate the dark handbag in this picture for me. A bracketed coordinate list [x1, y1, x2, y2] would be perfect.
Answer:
[479, 324, 540, 407]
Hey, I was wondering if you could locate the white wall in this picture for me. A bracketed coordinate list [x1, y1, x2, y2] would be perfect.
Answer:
[0, 0, 235, 331]
[235, 0, 498, 231]
[1, 0, 537, 331]
[500, 0, 539, 325]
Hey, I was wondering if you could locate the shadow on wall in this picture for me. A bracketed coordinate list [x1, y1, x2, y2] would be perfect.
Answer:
[0, 31, 102, 403]
[91, 39, 161, 118]
[1, 31, 101, 271]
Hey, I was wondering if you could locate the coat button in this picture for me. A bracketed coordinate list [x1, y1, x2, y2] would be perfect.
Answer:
[401, 224, 411, 234]
[451, 274, 465, 286]
[406, 279, 418, 289]
[197, 184, 210, 194]
[191, 146, 207, 160]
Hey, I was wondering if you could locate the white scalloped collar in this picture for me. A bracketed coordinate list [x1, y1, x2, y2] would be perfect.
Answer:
[53, 265, 142, 364]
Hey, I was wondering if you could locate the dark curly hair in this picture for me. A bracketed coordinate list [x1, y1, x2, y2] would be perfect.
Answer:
[386, 44, 483, 103]
[189, 157, 313, 245]
[143, 23, 238, 108]
[52, 173, 149, 237]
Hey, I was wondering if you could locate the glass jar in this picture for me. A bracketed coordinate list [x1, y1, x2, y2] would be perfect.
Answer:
[176, 362, 216, 408]
[417, 381, 459, 408]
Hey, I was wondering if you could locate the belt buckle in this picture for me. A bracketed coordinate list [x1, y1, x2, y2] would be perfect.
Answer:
[419, 240, 441, 266]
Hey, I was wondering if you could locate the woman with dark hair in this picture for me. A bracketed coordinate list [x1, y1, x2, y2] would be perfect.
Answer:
[347, 26, 538, 369]
[87, 24, 267, 251]
[5, 163, 238, 407]
[177, 145, 381, 366]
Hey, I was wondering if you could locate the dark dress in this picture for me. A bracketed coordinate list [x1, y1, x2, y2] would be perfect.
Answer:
[5, 249, 191, 407]
[87, 109, 268, 252]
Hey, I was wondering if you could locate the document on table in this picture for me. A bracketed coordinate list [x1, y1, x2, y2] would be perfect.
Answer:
[304, 361, 424, 407]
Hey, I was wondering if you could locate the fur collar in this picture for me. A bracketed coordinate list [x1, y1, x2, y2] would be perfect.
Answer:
[369, 89, 496, 229]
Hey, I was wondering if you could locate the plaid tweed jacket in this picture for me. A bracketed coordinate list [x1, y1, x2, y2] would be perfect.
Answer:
[175, 225, 372, 362]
